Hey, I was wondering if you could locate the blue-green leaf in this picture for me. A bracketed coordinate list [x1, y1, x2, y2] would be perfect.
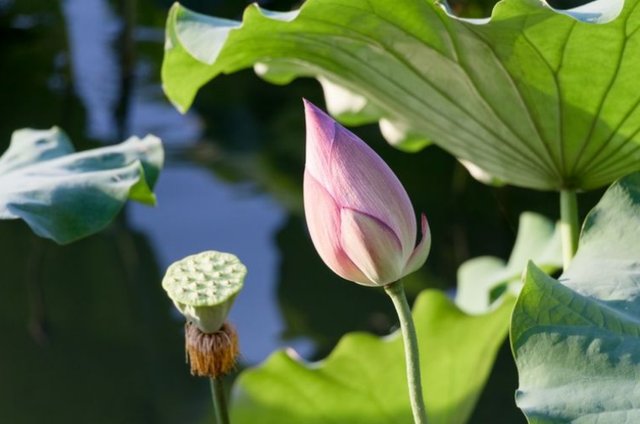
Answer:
[0, 127, 163, 244]
[511, 172, 640, 423]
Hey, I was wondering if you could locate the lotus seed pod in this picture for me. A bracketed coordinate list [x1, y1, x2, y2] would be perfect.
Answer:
[162, 251, 246, 333]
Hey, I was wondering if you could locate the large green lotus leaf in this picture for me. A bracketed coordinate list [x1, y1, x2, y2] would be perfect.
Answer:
[162, 0, 639, 191]
[511, 172, 640, 423]
[0, 127, 163, 244]
[231, 290, 515, 424]
[456, 212, 562, 314]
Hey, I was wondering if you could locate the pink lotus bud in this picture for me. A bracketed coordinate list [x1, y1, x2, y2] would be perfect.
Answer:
[303, 100, 430, 287]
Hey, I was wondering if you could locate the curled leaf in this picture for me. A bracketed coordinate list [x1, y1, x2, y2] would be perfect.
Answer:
[0, 127, 164, 244]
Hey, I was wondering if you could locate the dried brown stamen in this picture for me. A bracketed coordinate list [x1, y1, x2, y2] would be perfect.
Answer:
[185, 321, 239, 378]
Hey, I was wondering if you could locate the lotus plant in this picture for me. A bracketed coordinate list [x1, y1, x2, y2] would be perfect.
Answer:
[303, 99, 430, 423]
[162, 250, 247, 424]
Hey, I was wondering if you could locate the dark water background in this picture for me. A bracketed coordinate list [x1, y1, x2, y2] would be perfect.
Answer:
[0, 0, 602, 422]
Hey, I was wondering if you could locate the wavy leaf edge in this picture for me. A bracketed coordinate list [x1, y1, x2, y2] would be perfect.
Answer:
[172, 0, 625, 66]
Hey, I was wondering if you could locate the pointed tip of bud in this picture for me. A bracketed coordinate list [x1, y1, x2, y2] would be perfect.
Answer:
[303, 98, 332, 124]
[301, 97, 314, 109]
[302, 97, 313, 114]
[303, 99, 338, 185]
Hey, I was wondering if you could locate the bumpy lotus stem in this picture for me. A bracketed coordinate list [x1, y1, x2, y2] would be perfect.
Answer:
[185, 321, 239, 378]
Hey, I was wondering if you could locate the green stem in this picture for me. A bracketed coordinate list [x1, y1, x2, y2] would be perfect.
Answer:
[209, 377, 230, 424]
[384, 281, 427, 424]
[560, 190, 579, 270]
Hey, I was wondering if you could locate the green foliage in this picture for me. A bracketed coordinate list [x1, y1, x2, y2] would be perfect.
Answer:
[162, 0, 640, 191]
[511, 172, 640, 423]
[0, 127, 163, 244]
[231, 290, 514, 424]
[456, 212, 562, 314]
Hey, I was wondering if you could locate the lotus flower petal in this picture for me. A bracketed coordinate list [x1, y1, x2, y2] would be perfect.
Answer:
[304, 170, 370, 284]
[340, 208, 404, 285]
[403, 214, 431, 276]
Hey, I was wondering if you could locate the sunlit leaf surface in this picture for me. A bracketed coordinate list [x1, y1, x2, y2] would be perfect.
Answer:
[162, 0, 639, 190]
[231, 290, 514, 424]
